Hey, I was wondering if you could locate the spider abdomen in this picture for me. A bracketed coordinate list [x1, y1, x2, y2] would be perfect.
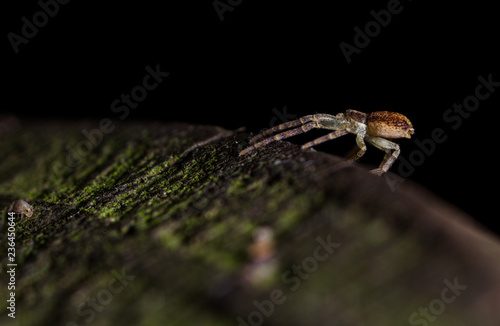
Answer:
[366, 111, 414, 139]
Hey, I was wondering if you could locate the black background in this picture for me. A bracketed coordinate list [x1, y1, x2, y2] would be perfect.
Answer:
[3, 1, 499, 234]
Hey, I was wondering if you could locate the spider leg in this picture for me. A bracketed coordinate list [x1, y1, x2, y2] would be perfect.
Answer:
[301, 129, 349, 149]
[249, 114, 339, 144]
[249, 115, 315, 144]
[347, 131, 367, 163]
[365, 135, 400, 174]
[240, 122, 318, 156]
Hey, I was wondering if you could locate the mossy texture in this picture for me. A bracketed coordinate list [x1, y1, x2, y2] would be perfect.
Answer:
[0, 120, 499, 326]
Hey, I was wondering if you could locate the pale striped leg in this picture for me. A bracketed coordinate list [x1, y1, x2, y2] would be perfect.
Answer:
[377, 147, 399, 173]
[250, 115, 315, 144]
[240, 122, 317, 156]
[301, 129, 349, 149]
[365, 135, 400, 174]
[347, 131, 367, 163]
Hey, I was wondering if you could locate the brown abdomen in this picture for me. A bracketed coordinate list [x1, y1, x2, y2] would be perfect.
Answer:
[366, 111, 414, 139]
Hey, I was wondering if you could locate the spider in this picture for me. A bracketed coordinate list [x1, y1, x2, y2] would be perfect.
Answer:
[239, 110, 415, 175]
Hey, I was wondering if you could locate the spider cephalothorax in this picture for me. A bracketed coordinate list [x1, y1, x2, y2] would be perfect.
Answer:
[239, 110, 414, 175]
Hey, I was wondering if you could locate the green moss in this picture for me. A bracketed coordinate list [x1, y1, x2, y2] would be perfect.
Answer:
[0, 122, 491, 326]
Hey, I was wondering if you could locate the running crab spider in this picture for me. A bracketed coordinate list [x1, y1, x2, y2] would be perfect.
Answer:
[239, 110, 415, 175]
